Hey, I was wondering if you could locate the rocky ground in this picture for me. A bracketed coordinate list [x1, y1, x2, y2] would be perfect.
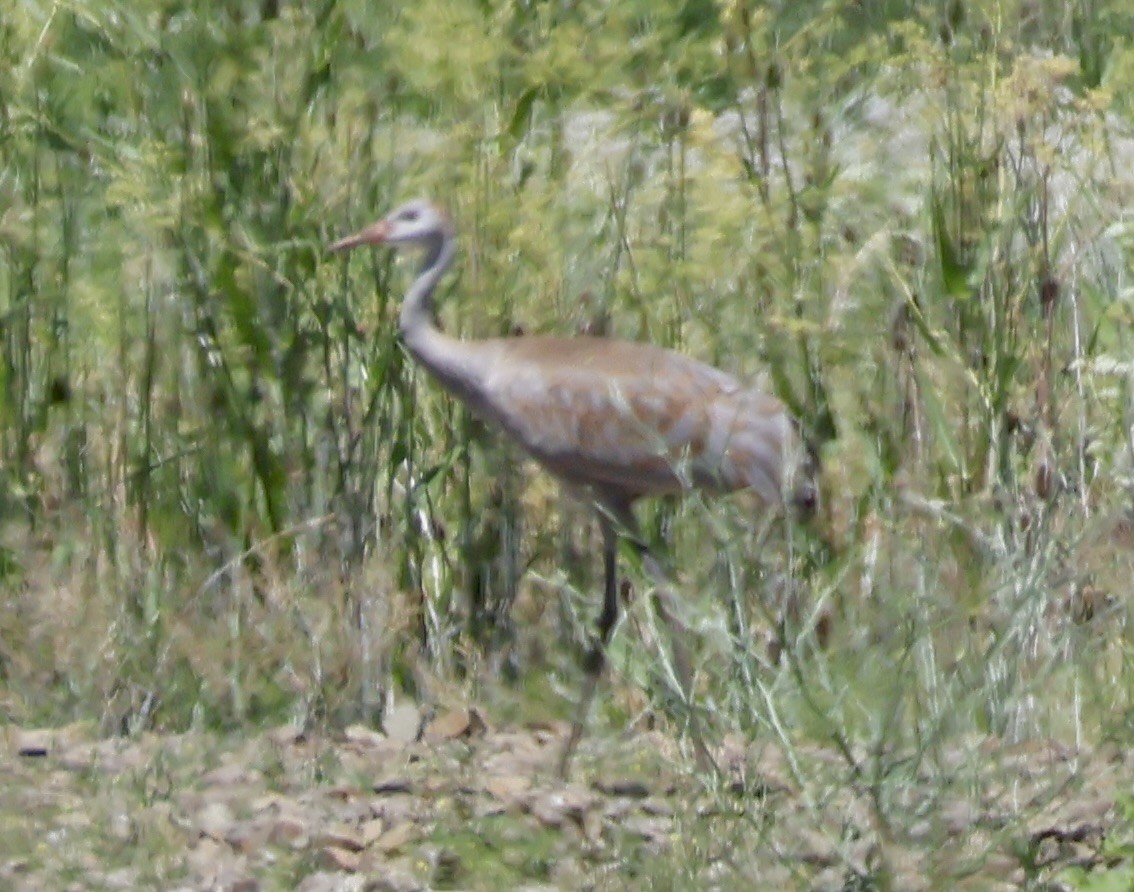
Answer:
[1, 708, 1126, 891]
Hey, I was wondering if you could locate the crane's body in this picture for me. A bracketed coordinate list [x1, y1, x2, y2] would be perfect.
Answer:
[330, 199, 812, 777]
[408, 332, 794, 504]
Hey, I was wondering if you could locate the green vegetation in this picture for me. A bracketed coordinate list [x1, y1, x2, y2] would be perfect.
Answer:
[3, 0, 1134, 886]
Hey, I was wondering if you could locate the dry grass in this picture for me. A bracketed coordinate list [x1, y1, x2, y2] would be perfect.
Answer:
[2, 0, 1134, 887]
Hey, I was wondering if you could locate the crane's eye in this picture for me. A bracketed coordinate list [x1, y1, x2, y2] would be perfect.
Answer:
[401, 209, 419, 222]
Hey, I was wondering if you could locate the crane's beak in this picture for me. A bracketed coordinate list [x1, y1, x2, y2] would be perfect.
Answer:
[328, 220, 390, 253]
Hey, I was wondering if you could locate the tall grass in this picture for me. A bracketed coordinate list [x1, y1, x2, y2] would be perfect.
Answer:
[2, 0, 1134, 880]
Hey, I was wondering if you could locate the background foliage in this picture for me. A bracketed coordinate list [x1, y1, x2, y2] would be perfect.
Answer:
[3, 0, 1134, 885]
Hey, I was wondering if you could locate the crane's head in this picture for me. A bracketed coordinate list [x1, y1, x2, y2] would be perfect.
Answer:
[329, 199, 453, 253]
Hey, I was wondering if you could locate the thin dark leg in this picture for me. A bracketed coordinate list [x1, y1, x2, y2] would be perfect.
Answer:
[558, 513, 620, 779]
[637, 546, 716, 773]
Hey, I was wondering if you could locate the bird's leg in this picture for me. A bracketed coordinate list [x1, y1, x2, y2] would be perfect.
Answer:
[557, 513, 621, 779]
[634, 545, 717, 775]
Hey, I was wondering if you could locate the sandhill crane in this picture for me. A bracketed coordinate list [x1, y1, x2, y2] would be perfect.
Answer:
[330, 199, 815, 777]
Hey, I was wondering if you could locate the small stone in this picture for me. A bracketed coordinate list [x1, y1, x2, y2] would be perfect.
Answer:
[373, 778, 413, 795]
[297, 871, 366, 892]
[593, 778, 650, 798]
[270, 815, 309, 849]
[359, 818, 386, 847]
[100, 867, 140, 890]
[249, 793, 287, 813]
[384, 703, 421, 744]
[201, 763, 259, 788]
[225, 815, 273, 854]
[186, 838, 235, 883]
[528, 787, 596, 830]
[343, 725, 386, 749]
[197, 802, 235, 841]
[13, 729, 52, 757]
[108, 811, 134, 842]
[484, 774, 530, 804]
[365, 860, 425, 892]
[266, 724, 305, 747]
[641, 798, 674, 817]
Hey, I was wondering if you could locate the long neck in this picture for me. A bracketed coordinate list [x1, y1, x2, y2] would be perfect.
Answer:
[398, 231, 487, 402]
[399, 232, 455, 341]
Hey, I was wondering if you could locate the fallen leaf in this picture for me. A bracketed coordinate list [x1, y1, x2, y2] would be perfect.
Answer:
[318, 823, 364, 852]
[423, 708, 471, 742]
[484, 774, 530, 803]
[374, 820, 416, 853]
[318, 844, 361, 872]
